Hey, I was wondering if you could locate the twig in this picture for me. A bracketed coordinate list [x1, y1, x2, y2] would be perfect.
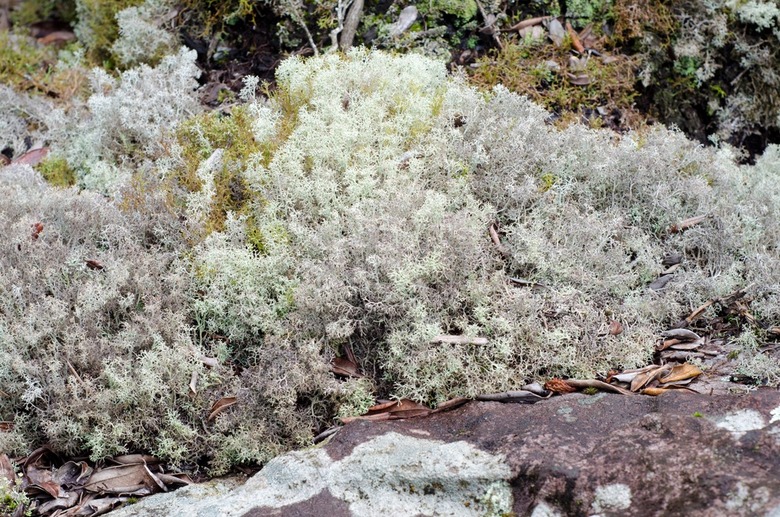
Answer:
[475, 0, 503, 49]
[329, 0, 353, 49]
[313, 426, 340, 444]
[340, 0, 364, 50]
[476, 390, 548, 402]
[430, 335, 488, 346]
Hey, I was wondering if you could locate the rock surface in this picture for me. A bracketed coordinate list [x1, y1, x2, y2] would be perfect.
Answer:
[109, 389, 780, 516]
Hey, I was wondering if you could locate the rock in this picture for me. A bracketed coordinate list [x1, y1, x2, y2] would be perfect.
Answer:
[109, 390, 780, 516]
[389, 6, 418, 37]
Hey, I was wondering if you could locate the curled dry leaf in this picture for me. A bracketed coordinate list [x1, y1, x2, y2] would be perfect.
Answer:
[649, 275, 673, 290]
[12, 147, 48, 166]
[659, 364, 702, 384]
[544, 378, 577, 394]
[566, 21, 585, 53]
[661, 329, 701, 341]
[642, 387, 668, 396]
[341, 398, 431, 424]
[207, 396, 237, 421]
[608, 320, 623, 335]
[565, 379, 633, 395]
[670, 214, 708, 233]
[630, 366, 670, 392]
[331, 357, 362, 377]
[0, 454, 14, 484]
[85, 259, 104, 270]
[31, 222, 43, 240]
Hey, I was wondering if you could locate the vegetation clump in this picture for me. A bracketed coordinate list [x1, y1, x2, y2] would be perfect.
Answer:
[1, 47, 779, 478]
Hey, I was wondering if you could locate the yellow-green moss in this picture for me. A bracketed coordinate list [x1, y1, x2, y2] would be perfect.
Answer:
[36, 156, 77, 187]
[469, 37, 641, 129]
[173, 105, 265, 233]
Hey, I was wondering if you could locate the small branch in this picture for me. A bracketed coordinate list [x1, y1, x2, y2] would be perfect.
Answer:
[565, 379, 633, 395]
[340, 0, 364, 50]
[475, 0, 503, 50]
[430, 335, 488, 346]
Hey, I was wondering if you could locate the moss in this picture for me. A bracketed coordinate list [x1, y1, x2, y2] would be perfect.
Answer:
[173, 105, 265, 232]
[10, 0, 77, 27]
[469, 37, 641, 129]
[36, 156, 77, 187]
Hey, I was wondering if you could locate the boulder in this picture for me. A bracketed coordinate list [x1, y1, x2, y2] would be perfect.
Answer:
[109, 389, 780, 516]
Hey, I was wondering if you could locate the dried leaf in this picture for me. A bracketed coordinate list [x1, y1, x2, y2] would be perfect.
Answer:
[84, 464, 162, 495]
[685, 299, 715, 324]
[53, 460, 92, 486]
[189, 370, 198, 395]
[661, 329, 701, 341]
[85, 259, 104, 270]
[669, 341, 702, 351]
[0, 454, 14, 484]
[661, 350, 705, 361]
[630, 366, 669, 392]
[37, 492, 79, 514]
[659, 364, 702, 384]
[544, 378, 577, 394]
[564, 379, 633, 395]
[642, 387, 668, 396]
[670, 214, 708, 233]
[207, 396, 237, 421]
[608, 320, 623, 335]
[155, 472, 193, 486]
[657, 338, 682, 351]
[566, 72, 591, 86]
[612, 372, 639, 384]
[31, 222, 44, 240]
[331, 357, 362, 377]
[366, 399, 427, 415]
[649, 275, 673, 290]
[431, 397, 470, 412]
[37, 30, 76, 45]
[12, 147, 48, 166]
[503, 15, 550, 32]
[111, 454, 159, 466]
[566, 21, 585, 53]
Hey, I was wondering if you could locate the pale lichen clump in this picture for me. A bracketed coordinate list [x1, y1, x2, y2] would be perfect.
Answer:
[1, 49, 780, 473]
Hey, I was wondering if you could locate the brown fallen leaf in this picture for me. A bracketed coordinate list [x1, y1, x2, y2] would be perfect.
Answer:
[670, 214, 708, 234]
[502, 15, 550, 32]
[0, 454, 14, 484]
[32, 222, 44, 240]
[659, 363, 702, 384]
[642, 387, 668, 396]
[189, 370, 198, 395]
[544, 378, 577, 394]
[37, 492, 80, 515]
[630, 366, 670, 392]
[669, 341, 702, 351]
[431, 397, 470, 413]
[566, 21, 585, 53]
[661, 328, 700, 341]
[565, 379, 633, 395]
[608, 320, 623, 335]
[649, 275, 673, 290]
[12, 147, 48, 166]
[657, 338, 683, 351]
[331, 357, 362, 377]
[207, 396, 237, 421]
[37, 30, 76, 45]
[85, 259, 104, 270]
[111, 454, 160, 466]
[83, 463, 164, 495]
